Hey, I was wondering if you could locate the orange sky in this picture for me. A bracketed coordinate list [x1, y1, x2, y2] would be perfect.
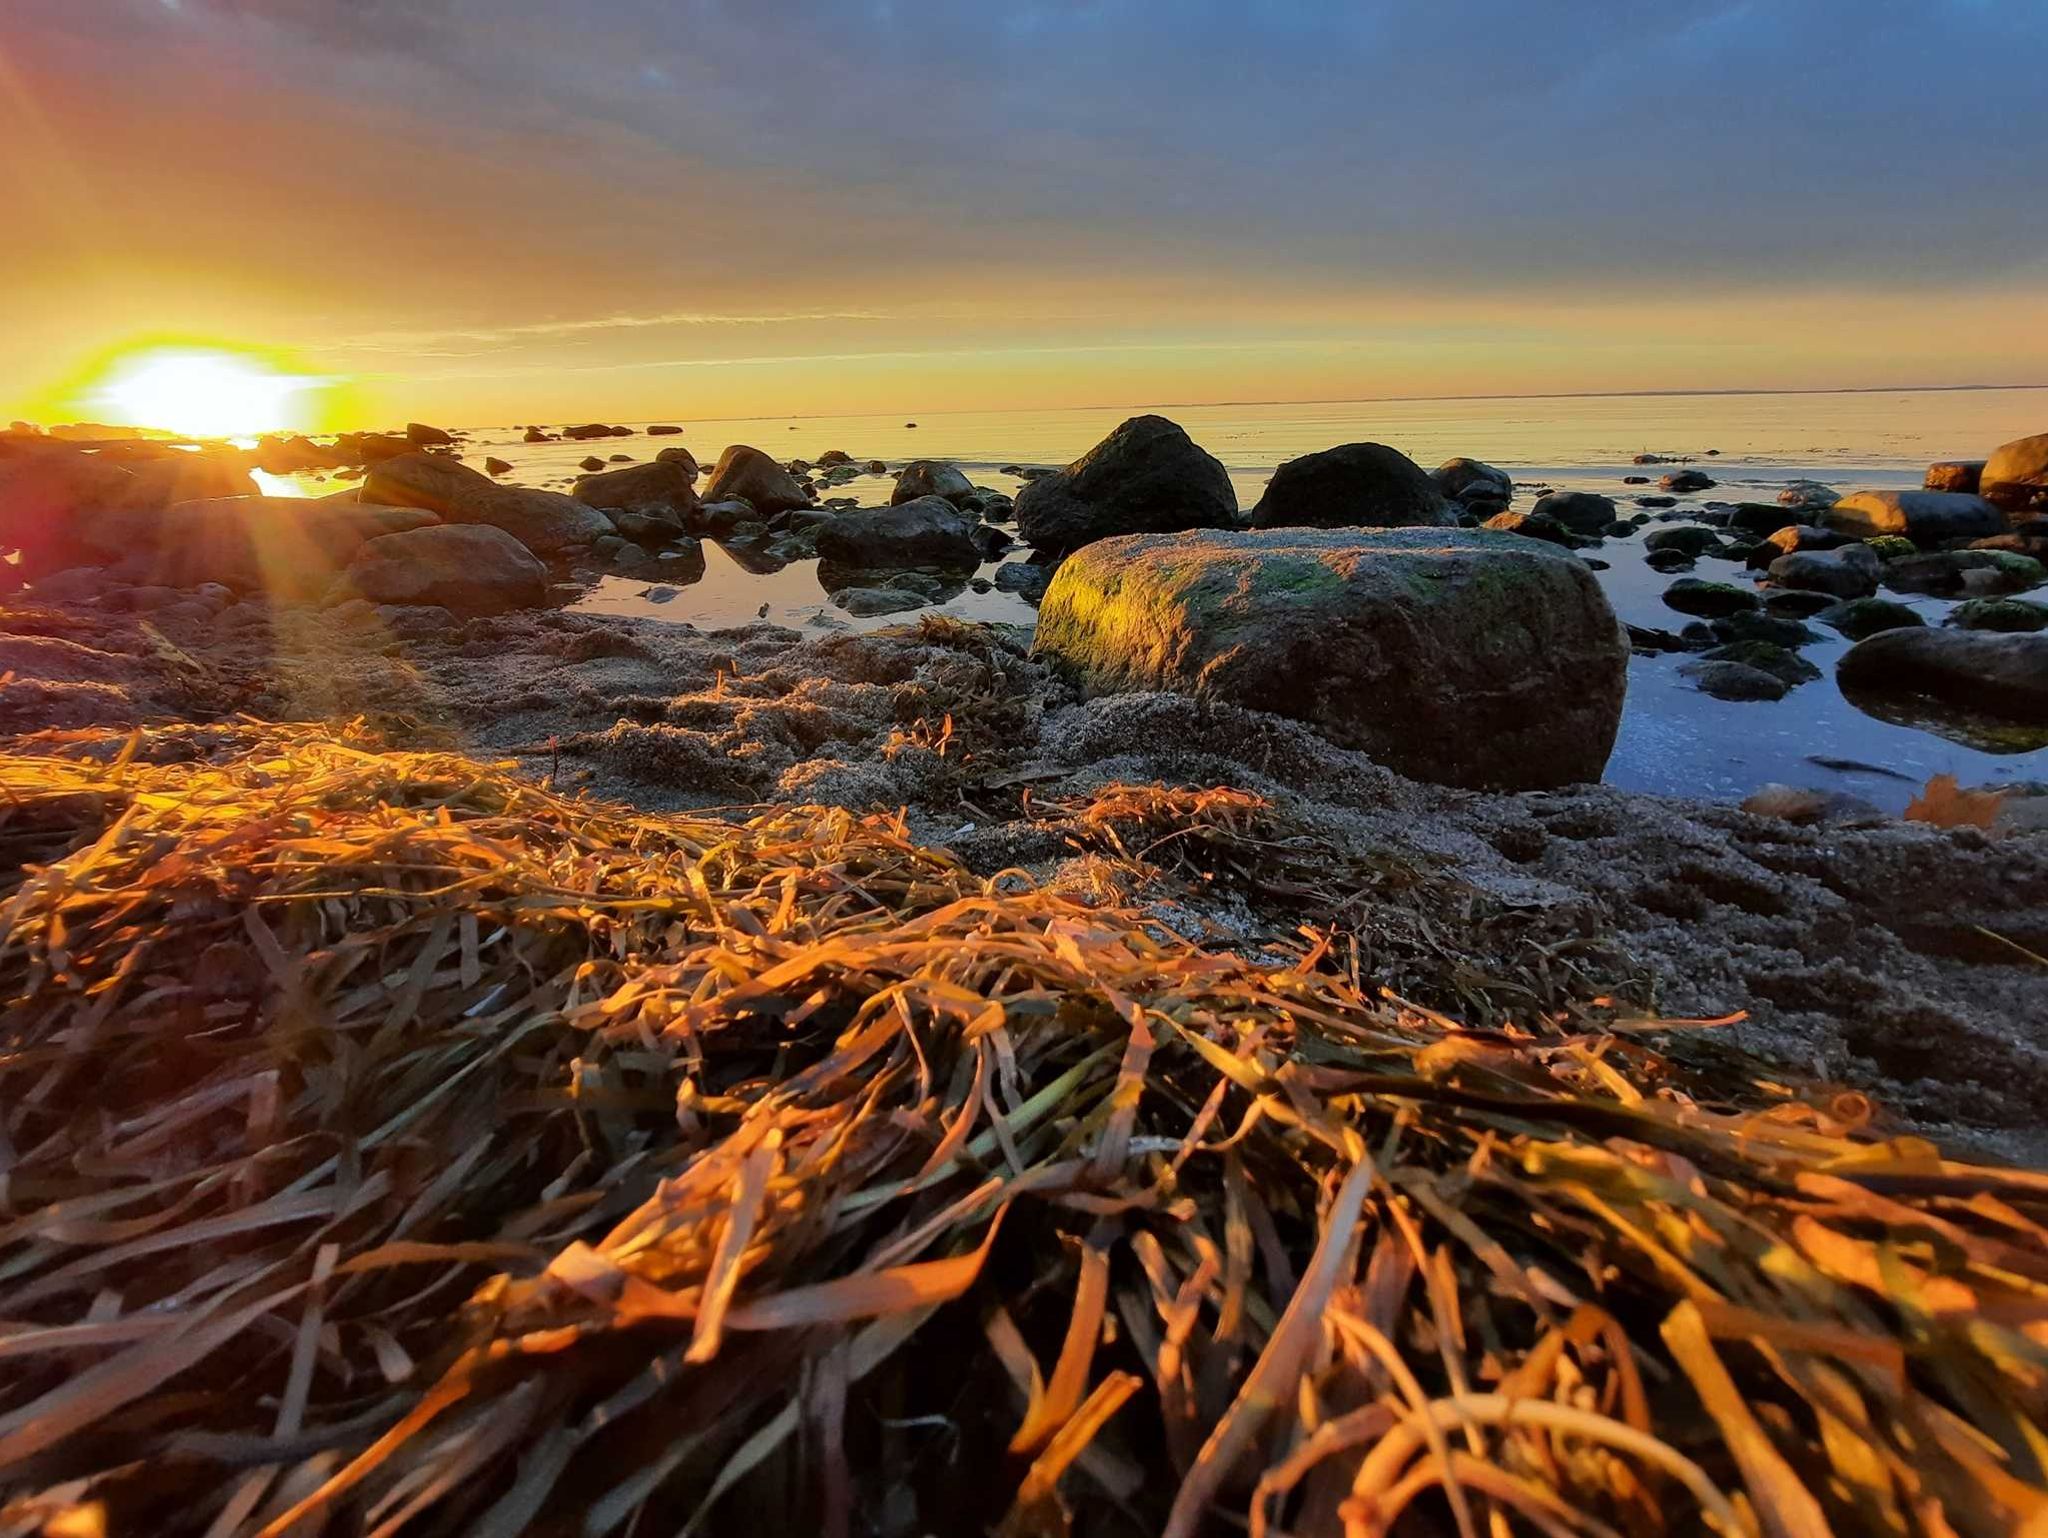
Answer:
[5, 2, 2046, 432]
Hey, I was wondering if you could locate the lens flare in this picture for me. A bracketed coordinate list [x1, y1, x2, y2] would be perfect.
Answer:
[94, 347, 318, 438]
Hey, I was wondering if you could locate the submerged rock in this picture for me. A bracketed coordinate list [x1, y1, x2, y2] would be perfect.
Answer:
[1661, 469, 1716, 492]
[1882, 549, 2044, 598]
[1662, 577, 1760, 618]
[1033, 526, 1627, 790]
[1825, 490, 2005, 544]
[831, 586, 931, 617]
[891, 460, 975, 507]
[1777, 480, 1839, 510]
[1641, 525, 1724, 557]
[1679, 659, 1789, 702]
[1017, 416, 1237, 552]
[1838, 628, 2048, 723]
[340, 523, 547, 616]
[1818, 597, 1924, 641]
[1947, 597, 2048, 633]
[1768, 544, 1881, 599]
[366, 452, 613, 554]
[813, 497, 981, 568]
[1982, 432, 2048, 515]
[703, 445, 811, 516]
[992, 560, 1055, 604]
[1701, 640, 1821, 687]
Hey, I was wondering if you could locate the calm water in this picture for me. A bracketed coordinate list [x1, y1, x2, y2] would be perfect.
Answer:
[274, 387, 2048, 808]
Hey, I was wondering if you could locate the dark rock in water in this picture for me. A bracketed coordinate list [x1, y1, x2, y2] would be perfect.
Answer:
[691, 499, 754, 535]
[1883, 549, 2044, 598]
[1018, 415, 1237, 551]
[704, 445, 811, 516]
[1702, 641, 1821, 687]
[1633, 494, 1678, 509]
[1033, 526, 1627, 790]
[340, 523, 546, 616]
[610, 510, 683, 545]
[1679, 659, 1790, 702]
[969, 523, 1012, 560]
[607, 454, 632, 464]
[562, 423, 632, 441]
[1249, 441, 1450, 531]
[1662, 577, 1759, 618]
[522, 427, 550, 443]
[1431, 457, 1513, 514]
[813, 496, 980, 568]
[1817, 597, 1923, 641]
[484, 456, 512, 476]
[1603, 521, 1637, 538]
[1709, 611, 1821, 648]
[646, 424, 684, 436]
[816, 449, 853, 466]
[1926, 460, 1986, 494]
[1947, 597, 2048, 633]
[1768, 544, 1880, 599]
[365, 452, 614, 555]
[1621, 475, 1650, 485]
[1777, 480, 1838, 510]
[578, 456, 607, 472]
[1838, 628, 2048, 724]
[1969, 532, 2048, 561]
[1531, 490, 1618, 533]
[1764, 589, 1837, 619]
[335, 432, 415, 463]
[891, 460, 975, 506]
[1626, 623, 1693, 654]
[1641, 525, 1723, 557]
[832, 586, 930, 617]
[1729, 502, 1807, 537]
[1645, 548, 1697, 573]
[405, 422, 455, 447]
[1487, 510, 1583, 548]
[1740, 785, 1883, 824]
[1982, 432, 2048, 514]
[1751, 524, 1852, 568]
[992, 560, 1055, 604]
[572, 459, 700, 522]
[1661, 469, 1715, 492]
[655, 445, 701, 478]
[1825, 490, 2005, 543]
[866, 459, 889, 475]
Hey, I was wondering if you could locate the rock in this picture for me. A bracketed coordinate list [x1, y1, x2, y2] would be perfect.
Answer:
[812, 497, 981, 567]
[1768, 544, 1881, 599]
[571, 459, 701, 523]
[992, 561, 1055, 604]
[1764, 589, 1839, 619]
[1824, 489, 2005, 543]
[1883, 549, 2044, 598]
[1701, 641, 1821, 687]
[1645, 549, 1696, 574]
[1982, 433, 2048, 514]
[1485, 510, 1581, 548]
[1431, 457, 1513, 514]
[0, 448, 145, 572]
[1925, 460, 1985, 494]
[647, 424, 684, 436]
[1634, 495, 1679, 510]
[1817, 597, 1924, 641]
[364, 451, 614, 555]
[562, 423, 631, 441]
[1530, 491, 1618, 534]
[1661, 469, 1716, 492]
[816, 450, 853, 466]
[578, 456, 607, 472]
[1751, 525, 1852, 567]
[969, 523, 1012, 560]
[145, 497, 439, 596]
[1710, 612, 1821, 648]
[405, 422, 455, 446]
[1033, 526, 1627, 791]
[1837, 628, 2048, 723]
[335, 432, 415, 463]
[655, 446, 701, 478]
[484, 457, 512, 476]
[831, 586, 931, 617]
[1641, 525, 1724, 557]
[1662, 578, 1760, 618]
[891, 460, 975, 506]
[1947, 598, 2048, 633]
[1739, 785, 1882, 824]
[1626, 623, 1693, 654]
[703, 445, 811, 516]
[1017, 416, 1238, 552]
[1778, 480, 1839, 510]
[1679, 659, 1789, 702]
[523, 427, 551, 443]
[340, 524, 547, 616]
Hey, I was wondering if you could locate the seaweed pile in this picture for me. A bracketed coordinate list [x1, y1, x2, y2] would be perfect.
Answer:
[1, 722, 2046, 1537]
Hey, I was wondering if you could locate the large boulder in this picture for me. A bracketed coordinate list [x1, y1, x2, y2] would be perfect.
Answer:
[1016, 416, 1237, 552]
[1837, 628, 2048, 723]
[145, 497, 439, 596]
[1767, 543, 1881, 599]
[405, 422, 456, 446]
[655, 445, 701, 478]
[340, 524, 547, 616]
[1824, 489, 2005, 543]
[703, 445, 810, 515]
[1430, 457, 1513, 515]
[365, 452, 612, 554]
[0, 449, 142, 572]
[1982, 433, 2048, 515]
[1529, 491, 1618, 534]
[813, 497, 981, 567]
[891, 460, 974, 506]
[1251, 443, 1453, 531]
[1032, 526, 1627, 790]
[571, 460, 701, 523]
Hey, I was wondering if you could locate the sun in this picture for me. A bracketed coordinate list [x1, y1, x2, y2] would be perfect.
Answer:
[93, 346, 317, 439]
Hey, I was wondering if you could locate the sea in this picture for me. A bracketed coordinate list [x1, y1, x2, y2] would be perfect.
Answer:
[264, 386, 2048, 810]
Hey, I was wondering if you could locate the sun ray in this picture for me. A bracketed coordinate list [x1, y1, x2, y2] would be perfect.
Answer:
[93, 346, 320, 439]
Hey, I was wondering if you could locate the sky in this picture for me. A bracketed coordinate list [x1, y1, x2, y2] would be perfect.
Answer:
[3, 0, 2046, 429]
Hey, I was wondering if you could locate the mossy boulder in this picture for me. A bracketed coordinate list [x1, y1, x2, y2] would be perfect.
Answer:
[1033, 526, 1627, 790]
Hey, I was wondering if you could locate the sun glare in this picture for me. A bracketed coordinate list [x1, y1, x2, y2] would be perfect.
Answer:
[94, 347, 315, 439]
